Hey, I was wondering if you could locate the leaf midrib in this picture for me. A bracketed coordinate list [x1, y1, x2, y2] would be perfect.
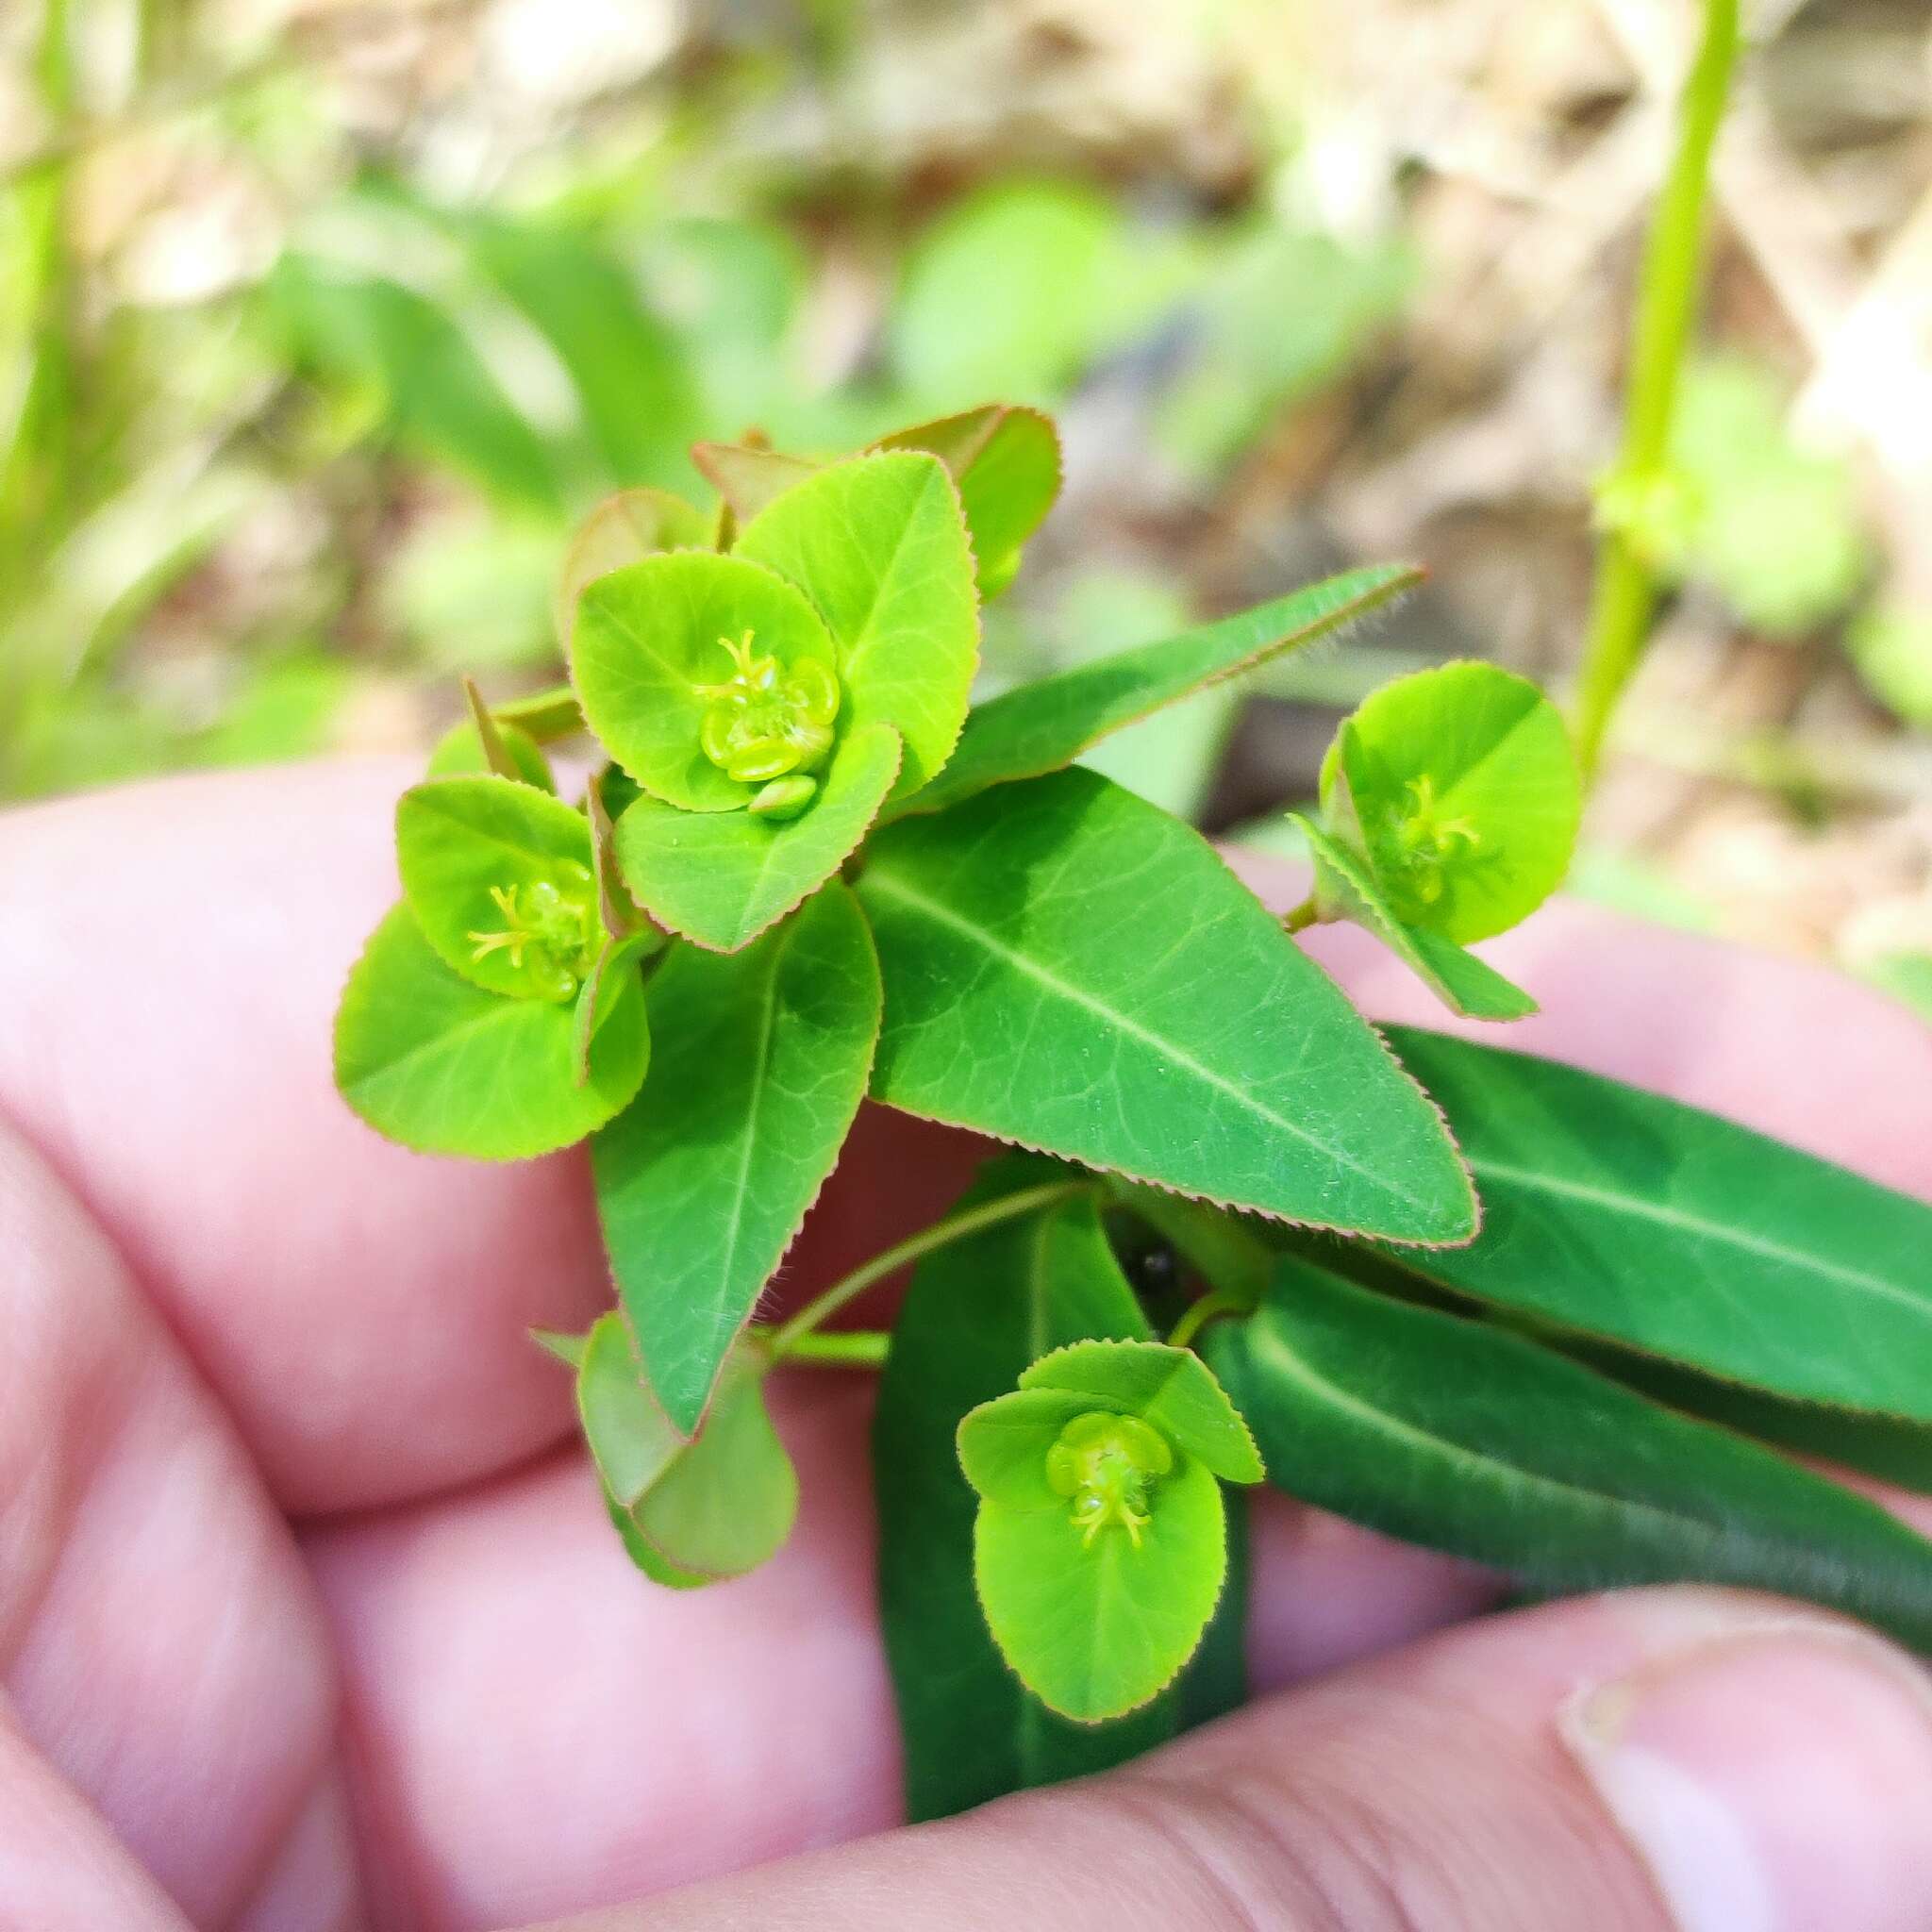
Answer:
[861, 865, 1415, 1208]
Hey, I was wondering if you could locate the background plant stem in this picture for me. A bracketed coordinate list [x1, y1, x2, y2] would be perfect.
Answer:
[1571, 0, 1741, 784]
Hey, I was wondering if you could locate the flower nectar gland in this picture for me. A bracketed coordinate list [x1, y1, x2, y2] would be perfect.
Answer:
[1045, 1412, 1174, 1548]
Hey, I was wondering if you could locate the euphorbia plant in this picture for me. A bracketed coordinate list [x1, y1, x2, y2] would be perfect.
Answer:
[335, 395, 1932, 1822]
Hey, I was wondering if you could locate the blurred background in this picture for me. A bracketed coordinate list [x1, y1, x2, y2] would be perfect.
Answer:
[2, 0, 1928, 1013]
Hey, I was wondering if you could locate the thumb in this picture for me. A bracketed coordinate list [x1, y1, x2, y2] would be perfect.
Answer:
[542, 1587, 1932, 1932]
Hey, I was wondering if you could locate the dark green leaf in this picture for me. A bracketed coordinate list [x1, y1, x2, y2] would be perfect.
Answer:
[1208, 1257, 1932, 1649]
[900, 564, 1419, 822]
[858, 770, 1475, 1242]
[1384, 1027, 1932, 1422]
[592, 883, 881, 1433]
[875, 1158, 1191, 1818]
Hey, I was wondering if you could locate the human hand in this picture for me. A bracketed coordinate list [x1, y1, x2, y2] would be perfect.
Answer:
[2, 759, 1927, 1931]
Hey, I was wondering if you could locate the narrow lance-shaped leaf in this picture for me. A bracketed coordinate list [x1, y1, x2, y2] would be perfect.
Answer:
[857, 768, 1475, 1244]
[592, 883, 882, 1434]
[1208, 1257, 1932, 1651]
[873, 1159, 1246, 1820]
[895, 563, 1420, 823]
[1293, 813, 1536, 1022]
[1382, 1027, 1932, 1423]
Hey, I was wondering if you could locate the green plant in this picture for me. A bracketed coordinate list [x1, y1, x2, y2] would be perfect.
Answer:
[332, 394, 1932, 1818]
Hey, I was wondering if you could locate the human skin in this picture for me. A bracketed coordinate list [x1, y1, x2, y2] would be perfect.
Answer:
[0, 758, 1928, 1932]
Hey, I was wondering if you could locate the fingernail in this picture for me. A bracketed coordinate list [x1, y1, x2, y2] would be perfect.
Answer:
[1561, 1620, 1932, 1932]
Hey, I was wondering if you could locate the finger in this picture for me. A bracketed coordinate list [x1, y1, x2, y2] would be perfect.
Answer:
[306, 1386, 1491, 1928]
[550, 1587, 1932, 1932]
[0, 1114, 346, 1926]
[1229, 852, 1932, 1197]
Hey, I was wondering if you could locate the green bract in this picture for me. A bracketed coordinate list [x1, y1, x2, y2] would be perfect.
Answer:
[960, 1341, 1260, 1722]
[1319, 660, 1580, 944]
[333, 903, 649, 1159]
[574, 551, 841, 814]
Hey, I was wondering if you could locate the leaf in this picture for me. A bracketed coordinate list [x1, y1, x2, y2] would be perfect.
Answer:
[874, 1158, 1194, 1818]
[1859, 951, 1932, 1025]
[1557, 1337, 1932, 1496]
[573, 550, 841, 813]
[1294, 813, 1536, 1021]
[874, 406, 1060, 598]
[735, 452, 979, 802]
[974, 1455, 1226, 1724]
[571, 933, 653, 1085]
[333, 904, 649, 1160]
[554, 489, 712, 650]
[591, 883, 881, 1434]
[1021, 1341, 1263, 1483]
[467, 217, 701, 493]
[426, 716, 556, 791]
[1323, 661, 1579, 944]
[857, 769, 1475, 1243]
[612, 723, 901, 953]
[1208, 1257, 1932, 1651]
[394, 776, 600, 1001]
[691, 442, 820, 524]
[576, 1314, 797, 1581]
[890, 181, 1168, 408]
[493, 684, 586, 741]
[1382, 1026, 1932, 1423]
[267, 254, 561, 511]
[899, 564, 1420, 823]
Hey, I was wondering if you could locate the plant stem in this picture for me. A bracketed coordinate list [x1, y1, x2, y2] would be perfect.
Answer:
[1281, 896, 1319, 935]
[1167, 1288, 1252, 1352]
[768, 1178, 1091, 1357]
[1572, 0, 1741, 784]
[762, 1327, 891, 1369]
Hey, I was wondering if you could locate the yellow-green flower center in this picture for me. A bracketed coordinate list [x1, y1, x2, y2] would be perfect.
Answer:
[694, 630, 841, 800]
[467, 868, 600, 1001]
[1383, 774, 1480, 908]
[1045, 1412, 1174, 1547]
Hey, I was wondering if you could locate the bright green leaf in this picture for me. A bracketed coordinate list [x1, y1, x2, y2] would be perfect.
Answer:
[394, 776, 601, 1001]
[735, 451, 979, 802]
[1294, 812, 1536, 1021]
[857, 769, 1476, 1243]
[1378, 1027, 1932, 1423]
[554, 488, 711, 650]
[592, 883, 881, 1433]
[1209, 1257, 1932, 1650]
[875, 405, 1060, 598]
[577, 1313, 797, 1581]
[876, 1159, 1234, 1818]
[1323, 661, 1579, 944]
[901, 564, 1420, 823]
[333, 903, 648, 1159]
[957, 1387, 1096, 1510]
[573, 550, 841, 813]
[974, 1453, 1226, 1724]
[612, 723, 901, 953]
[1021, 1341, 1263, 1483]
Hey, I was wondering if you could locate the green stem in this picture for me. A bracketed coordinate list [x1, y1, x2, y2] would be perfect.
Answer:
[768, 1178, 1091, 1357]
[762, 1327, 891, 1369]
[1572, 0, 1741, 784]
[1167, 1289, 1252, 1352]
[1281, 896, 1319, 935]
